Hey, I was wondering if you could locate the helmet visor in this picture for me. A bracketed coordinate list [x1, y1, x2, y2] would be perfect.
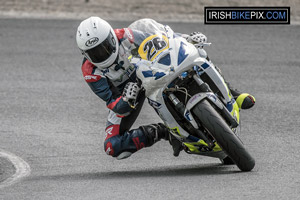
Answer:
[85, 32, 116, 63]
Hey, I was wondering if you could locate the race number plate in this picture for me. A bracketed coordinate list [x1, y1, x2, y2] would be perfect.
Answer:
[138, 34, 169, 61]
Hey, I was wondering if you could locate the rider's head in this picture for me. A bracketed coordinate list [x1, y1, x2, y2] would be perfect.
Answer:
[76, 16, 118, 69]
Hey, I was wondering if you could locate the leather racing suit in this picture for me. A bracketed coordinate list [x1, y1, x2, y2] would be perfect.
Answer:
[81, 28, 167, 159]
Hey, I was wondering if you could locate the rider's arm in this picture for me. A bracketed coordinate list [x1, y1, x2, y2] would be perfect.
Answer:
[114, 28, 150, 56]
[81, 59, 133, 116]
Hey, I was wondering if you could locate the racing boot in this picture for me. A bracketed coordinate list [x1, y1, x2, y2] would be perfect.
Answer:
[141, 123, 184, 156]
[169, 134, 184, 157]
[227, 83, 256, 110]
[140, 123, 169, 147]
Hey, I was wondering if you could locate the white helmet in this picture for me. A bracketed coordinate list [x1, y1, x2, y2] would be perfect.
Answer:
[76, 17, 119, 69]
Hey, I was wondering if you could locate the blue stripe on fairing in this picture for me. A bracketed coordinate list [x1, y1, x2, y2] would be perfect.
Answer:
[142, 70, 153, 78]
[201, 63, 210, 69]
[142, 70, 166, 80]
[158, 54, 171, 66]
[153, 72, 166, 80]
[178, 41, 189, 65]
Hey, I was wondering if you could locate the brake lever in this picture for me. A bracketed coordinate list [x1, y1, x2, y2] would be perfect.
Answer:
[195, 42, 212, 48]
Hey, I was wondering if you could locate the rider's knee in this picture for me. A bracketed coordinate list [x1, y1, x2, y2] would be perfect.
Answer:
[104, 136, 121, 157]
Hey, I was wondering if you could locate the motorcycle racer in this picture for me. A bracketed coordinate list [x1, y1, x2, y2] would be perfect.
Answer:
[76, 16, 255, 159]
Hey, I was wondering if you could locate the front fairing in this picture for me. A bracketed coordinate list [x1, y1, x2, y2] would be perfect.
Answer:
[129, 19, 240, 157]
[129, 19, 199, 97]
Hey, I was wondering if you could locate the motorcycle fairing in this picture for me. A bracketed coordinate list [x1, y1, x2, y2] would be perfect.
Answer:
[129, 19, 240, 158]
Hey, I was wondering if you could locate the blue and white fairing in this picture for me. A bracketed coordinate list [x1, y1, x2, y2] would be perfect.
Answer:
[129, 19, 238, 145]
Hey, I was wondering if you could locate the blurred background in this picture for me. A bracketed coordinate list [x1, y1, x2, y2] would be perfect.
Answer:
[0, 0, 299, 22]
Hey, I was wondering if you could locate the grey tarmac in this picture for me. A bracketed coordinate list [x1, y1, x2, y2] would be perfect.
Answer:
[0, 18, 299, 199]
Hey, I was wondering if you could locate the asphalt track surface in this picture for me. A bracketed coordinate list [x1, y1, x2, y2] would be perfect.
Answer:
[0, 18, 299, 199]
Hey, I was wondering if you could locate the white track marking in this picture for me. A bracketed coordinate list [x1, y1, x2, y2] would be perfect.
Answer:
[0, 150, 31, 189]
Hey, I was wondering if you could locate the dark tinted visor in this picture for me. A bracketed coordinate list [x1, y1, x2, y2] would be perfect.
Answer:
[85, 32, 116, 63]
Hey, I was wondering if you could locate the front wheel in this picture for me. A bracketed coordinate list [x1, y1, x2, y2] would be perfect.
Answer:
[192, 100, 255, 171]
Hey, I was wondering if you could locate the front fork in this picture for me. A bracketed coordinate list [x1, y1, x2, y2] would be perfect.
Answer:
[192, 74, 238, 128]
[166, 74, 238, 147]
[168, 93, 214, 148]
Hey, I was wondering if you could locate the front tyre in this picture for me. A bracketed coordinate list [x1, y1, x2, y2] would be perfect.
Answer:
[221, 156, 235, 165]
[192, 100, 255, 171]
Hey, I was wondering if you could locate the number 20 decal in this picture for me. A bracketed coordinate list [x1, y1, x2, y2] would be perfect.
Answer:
[138, 35, 169, 61]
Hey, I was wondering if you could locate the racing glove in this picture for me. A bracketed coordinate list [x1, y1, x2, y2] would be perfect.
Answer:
[122, 82, 140, 107]
[187, 32, 207, 44]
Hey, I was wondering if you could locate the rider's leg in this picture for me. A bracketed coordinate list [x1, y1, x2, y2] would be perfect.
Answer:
[104, 115, 169, 159]
[103, 93, 169, 159]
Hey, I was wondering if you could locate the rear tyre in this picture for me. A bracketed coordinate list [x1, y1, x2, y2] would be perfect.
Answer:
[192, 100, 255, 171]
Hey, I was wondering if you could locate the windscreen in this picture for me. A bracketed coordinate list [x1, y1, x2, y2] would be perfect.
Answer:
[129, 19, 169, 61]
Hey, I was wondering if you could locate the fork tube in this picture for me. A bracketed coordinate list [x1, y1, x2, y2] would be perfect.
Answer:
[193, 74, 211, 92]
[193, 74, 204, 85]
[168, 93, 214, 148]
[168, 93, 185, 115]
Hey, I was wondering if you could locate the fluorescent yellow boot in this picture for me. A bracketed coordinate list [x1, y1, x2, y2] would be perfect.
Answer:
[228, 83, 256, 109]
[236, 93, 256, 109]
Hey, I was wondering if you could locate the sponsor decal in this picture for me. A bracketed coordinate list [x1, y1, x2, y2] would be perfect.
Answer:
[132, 137, 145, 150]
[105, 125, 120, 140]
[106, 127, 113, 136]
[148, 99, 162, 109]
[105, 142, 114, 155]
[84, 75, 100, 81]
[189, 93, 204, 104]
[205, 7, 290, 24]
[184, 111, 192, 121]
[85, 37, 99, 47]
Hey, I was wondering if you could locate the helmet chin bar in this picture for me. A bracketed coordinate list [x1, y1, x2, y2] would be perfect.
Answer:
[92, 50, 119, 69]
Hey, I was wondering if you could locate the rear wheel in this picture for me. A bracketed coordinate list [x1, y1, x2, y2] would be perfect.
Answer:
[192, 99, 255, 171]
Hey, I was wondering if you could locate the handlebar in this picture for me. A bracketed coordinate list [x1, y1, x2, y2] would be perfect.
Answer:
[195, 42, 212, 48]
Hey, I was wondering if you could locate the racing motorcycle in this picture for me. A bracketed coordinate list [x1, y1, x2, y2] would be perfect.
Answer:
[128, 19, 255, 171]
